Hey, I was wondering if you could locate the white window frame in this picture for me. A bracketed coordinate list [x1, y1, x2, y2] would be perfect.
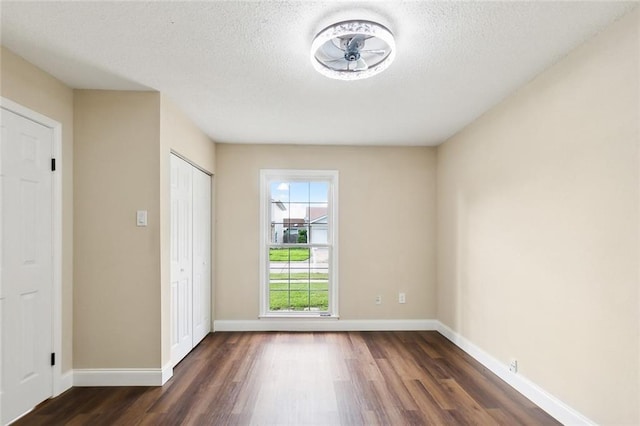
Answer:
[259, 169, 339, 318]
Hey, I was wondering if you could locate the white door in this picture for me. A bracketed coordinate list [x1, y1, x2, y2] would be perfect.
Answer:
[192, 168, 211, 345]
[170, 155, 193, 365]
[0, 108, 53, 424]
[170, 155, 212, 366]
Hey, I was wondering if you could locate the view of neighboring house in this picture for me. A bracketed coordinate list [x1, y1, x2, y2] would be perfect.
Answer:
[307, 206, 327, 244]
[270, 201, 328, 244]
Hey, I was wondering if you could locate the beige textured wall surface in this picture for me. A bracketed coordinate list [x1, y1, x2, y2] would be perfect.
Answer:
[160, 96, 215, 175]
[159, 95, 215, 366]
[74, 90, 162, 368]
[436, 10, 639, 425]
[215, 144, 436, 320]
[1, 46, 75, 373]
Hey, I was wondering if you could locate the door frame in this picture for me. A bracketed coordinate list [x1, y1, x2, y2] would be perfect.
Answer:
[1, 98, 64, 406]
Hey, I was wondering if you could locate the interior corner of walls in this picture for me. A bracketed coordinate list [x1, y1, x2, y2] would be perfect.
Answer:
[161, 104, 215, 174]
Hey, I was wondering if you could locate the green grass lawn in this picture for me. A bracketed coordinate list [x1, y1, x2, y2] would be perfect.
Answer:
[268, 248, 328, 310]
[269, 248, 310, 261]
[269, 285, 328, 311]
[269, 272, 328, 280]
[270, 282, 328, 291]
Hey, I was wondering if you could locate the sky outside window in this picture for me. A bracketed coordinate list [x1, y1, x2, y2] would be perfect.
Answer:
[270, 181, 328, 219]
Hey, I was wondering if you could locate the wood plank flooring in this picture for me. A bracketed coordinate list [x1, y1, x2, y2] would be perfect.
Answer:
[16, 331, 560, 425]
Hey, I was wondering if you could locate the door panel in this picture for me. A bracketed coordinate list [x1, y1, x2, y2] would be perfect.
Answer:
[170, 155, 193, 366]
[1, 108, 53, 424]
[170, 155, 211, 365]
[192, 168, 211, 345]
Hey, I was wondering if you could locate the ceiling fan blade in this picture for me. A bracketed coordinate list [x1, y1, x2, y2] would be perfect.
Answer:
[331, 38, 346, 52]
[360, 49, 386, 55]
[319, 40, 345, 60]
[324, 58, 349, 70]
[354, 58, 368, 71]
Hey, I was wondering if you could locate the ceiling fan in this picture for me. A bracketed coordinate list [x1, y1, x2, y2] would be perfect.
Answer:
[310, 20, 396, 80]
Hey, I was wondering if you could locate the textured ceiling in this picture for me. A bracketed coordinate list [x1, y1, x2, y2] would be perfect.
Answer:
[1, 1, 636, 146]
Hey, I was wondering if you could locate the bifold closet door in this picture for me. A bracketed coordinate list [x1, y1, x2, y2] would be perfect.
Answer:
[170, 154, 211, 367]
[170, 155, 193, 366]
[192, 167, 211, 345]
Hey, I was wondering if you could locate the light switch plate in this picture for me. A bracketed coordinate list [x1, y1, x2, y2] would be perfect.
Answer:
[136, 210, 148, 227]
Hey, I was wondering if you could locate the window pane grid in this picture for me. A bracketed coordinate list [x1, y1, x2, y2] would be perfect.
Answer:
[262, 170, 337, 317]
[268, 245, 330, 312]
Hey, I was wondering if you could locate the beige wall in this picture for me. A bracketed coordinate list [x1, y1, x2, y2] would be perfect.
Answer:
[215, 144, 436, 320]
[160, 96, 216, 174]
[1, 46, 75, 373]
[436, 10, 639, 425]
[74, 90, 162, 368]
[72, 91, 214, 370]
[159, 95, 215, 366]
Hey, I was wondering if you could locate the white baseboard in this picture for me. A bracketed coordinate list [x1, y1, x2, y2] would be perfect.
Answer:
[161, 362, 174, 385]
[54, 370, 74, 396]
[74, 363, 173, 387]
[60, 321, 591, 424]
[436, 321, 594, 426]
[214, 319, 439, 332]
[213, 318, 593, 424]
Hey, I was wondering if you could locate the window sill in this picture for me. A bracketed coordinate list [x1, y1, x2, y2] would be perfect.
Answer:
[259, 314, 340, 320]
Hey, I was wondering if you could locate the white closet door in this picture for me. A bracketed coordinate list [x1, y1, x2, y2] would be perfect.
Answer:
[1, 108, 53, 424]
[170, 154, 212, 366]
[170, 155, 193, 366]
[192, 168, 211, 345]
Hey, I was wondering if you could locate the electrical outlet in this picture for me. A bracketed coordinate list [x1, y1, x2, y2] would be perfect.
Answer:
[375, 295, 382, 305]
[509, 358, 518, 373]
[398, 292, 406, 304]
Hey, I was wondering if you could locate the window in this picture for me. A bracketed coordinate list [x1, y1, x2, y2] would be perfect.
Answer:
[260, 170, 338, 317]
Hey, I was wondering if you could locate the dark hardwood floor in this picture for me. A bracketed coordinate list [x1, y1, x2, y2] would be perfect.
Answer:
[16, 331, 559, 425]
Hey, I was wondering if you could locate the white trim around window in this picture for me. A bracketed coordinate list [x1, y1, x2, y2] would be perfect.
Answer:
[259, 169, 339, 318]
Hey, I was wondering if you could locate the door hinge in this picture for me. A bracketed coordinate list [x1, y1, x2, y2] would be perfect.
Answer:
[51, 352, 55, 366]
[51, 158, 56, 171]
